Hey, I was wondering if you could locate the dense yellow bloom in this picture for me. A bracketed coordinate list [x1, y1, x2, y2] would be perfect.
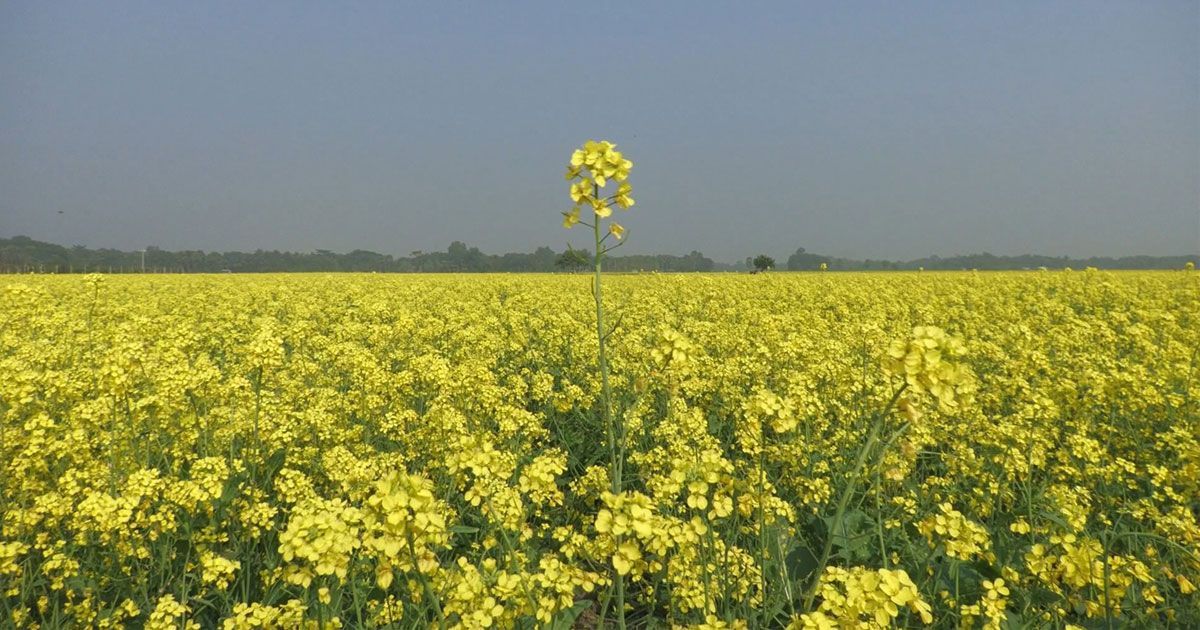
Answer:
[1, 270, 1196, 626]
[569, 139, 632, 185]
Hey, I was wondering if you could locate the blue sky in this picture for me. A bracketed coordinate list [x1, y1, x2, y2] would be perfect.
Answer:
[2, 1, 1197, 261]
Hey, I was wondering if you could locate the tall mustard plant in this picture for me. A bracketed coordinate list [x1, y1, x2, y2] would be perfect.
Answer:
[562, 139, 635, 627]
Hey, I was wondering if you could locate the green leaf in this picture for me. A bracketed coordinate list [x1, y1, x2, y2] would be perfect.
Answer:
[824, 509, 875, 561]
[785, 546, 819, 581]
[263, 448, 288, 476]
[549, 600, 593, 630]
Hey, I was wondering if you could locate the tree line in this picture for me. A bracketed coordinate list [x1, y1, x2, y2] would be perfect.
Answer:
[0, 236, 716, 273]
[1, 236, 1192, 274]
[775, 247, 1196, 271]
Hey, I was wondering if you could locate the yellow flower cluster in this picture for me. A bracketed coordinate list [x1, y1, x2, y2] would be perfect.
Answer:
[651, 328, 696, 369]
[277, 498, 362, 587]
[797, 566, 933, 628]
[917, 502, 994, 561]
[361, 471, 449, 587]
[563, 139, 633, 232]
[745, 388, 798, 434]
[146, 594, 199, 630]
[517, 449, 568, 508]
[0, 541, 29, 596]
[882, 325, 976, 417]
[595, 491, 658, 576]
[1024, 533, 1163, 619]
[958, 578, 1010, 630]
[221, 599, 312, 629]
[199, 550, 241, 590]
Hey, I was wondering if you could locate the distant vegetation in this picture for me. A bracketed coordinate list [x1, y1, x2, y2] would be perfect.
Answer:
[0, 236, 715, 273]
[0, 235, 1193, 273]
[752, 254, 775, 272]
[780, 247, 1197, 271]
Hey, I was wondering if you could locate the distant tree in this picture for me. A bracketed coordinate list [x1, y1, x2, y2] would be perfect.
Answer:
[532, 246, 557, 271]
[446, 241, 469, 270]
[446, 241, 487, 271]
[786, 247, 831, 271]
[683, 250, 715, 272]
[752, 255, 775, 272]
[555, 248, 589, 272]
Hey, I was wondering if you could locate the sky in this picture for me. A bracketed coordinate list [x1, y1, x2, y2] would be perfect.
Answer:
[1, 1, 1197, 262]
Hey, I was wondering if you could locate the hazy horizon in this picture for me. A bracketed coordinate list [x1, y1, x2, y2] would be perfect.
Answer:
[2, 2, 1198, 262]
[3, 233, 1198, 269]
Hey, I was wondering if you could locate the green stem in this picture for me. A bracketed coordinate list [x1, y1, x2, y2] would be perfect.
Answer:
[875, 467, 887, 568]
[757, 435, 768, 625]
[593, 186, 626, 629]
[777, 533, 798, 619]
[597, 582, 614, 629]
[407, 532, 446, 630]
[252, 367, 263, 475]
[593, 206, 620, 493]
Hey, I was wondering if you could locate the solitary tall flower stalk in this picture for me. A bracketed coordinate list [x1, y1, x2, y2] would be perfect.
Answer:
[562, 139, 635, 627]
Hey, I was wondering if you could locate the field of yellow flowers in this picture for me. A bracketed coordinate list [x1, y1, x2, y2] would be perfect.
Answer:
[1, 270, 1198, 628]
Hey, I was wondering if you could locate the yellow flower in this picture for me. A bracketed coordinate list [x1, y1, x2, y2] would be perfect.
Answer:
[983, 578, 1010, 599]
[609, 223, 625, 240]
[592, 198, 612, 219]
[615, 182, 635, 209]
[613, 540, 641, 575]
[1177, 574, 1195, 594]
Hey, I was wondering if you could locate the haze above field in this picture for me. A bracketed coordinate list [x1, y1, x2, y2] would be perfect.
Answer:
[1, 2, 1197, 262]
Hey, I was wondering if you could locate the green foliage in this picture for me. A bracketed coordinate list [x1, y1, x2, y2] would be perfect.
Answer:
[787, 247, 831, 271]
[554, 248, 589, 272]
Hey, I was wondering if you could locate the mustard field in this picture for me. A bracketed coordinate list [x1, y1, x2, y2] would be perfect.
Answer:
[1, 270, 1197, 628]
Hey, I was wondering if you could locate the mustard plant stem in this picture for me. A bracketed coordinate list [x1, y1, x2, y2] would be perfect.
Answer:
[593, 184, 626, 630]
